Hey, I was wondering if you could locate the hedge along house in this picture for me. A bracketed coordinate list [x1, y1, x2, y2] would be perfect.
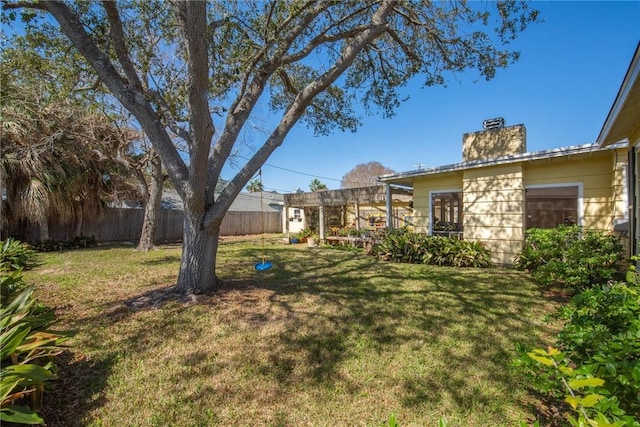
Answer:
[597, 41, 640, 258]
[283, 186, 413, 240]
[379, 121, 628, 265]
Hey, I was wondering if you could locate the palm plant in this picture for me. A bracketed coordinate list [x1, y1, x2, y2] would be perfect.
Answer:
[246, 178, 264, 193]
[1, 81, 139, 241]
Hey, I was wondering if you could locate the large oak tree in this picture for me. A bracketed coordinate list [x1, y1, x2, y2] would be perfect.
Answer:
[3, 0, 539, 294]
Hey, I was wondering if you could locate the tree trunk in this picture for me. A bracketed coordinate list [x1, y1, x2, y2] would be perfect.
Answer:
[39, 219, 50, 241]
[74, 210, 83, 237]
[175, 215, 220, 294]
[137, 154, 163, 251]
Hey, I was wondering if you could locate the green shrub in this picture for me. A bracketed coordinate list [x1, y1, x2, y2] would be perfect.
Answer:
[515, 347, 639, 427]
[1, 269, 73, 425]
[0, 239, 36, 271]
[372, 228, 492, 268]
[514, 259, 640, 425]
[514, 226, 624, 293]
[556, 281, 640, 415]
[33, 235, 97, 252]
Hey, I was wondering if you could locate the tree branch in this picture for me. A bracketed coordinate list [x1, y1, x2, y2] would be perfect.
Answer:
[207, 0, 398, 225]
[207, 2, 327, 197]
[15, 0, 190, 199]
[101, 1, 143, 91]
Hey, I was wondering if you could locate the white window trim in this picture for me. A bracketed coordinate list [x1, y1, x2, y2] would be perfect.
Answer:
[524, 182, 584, 227]
[428, 188, 463, 235]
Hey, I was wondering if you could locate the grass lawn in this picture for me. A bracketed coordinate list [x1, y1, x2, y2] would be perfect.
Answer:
[24, 235, 560, 426]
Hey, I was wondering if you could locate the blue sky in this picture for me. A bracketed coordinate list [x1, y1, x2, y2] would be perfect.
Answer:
[232, 1, 640, 193]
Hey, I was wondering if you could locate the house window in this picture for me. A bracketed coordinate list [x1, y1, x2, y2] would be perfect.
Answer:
[293, 209, 301, 220]
[525, 185, 579, 229]
[431, 192, 463, 235]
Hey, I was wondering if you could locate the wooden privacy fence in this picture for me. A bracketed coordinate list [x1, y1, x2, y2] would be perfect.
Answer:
[8, 208, 283, 243]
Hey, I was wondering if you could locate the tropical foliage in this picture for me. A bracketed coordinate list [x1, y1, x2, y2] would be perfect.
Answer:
[0, 79, 141, 241]
[0, 238, 36, 271]
[246, 178, 264, 193]
[372, 228, 492, 268]
[0, 244, 73, 425]
[309, 179, 328, 192]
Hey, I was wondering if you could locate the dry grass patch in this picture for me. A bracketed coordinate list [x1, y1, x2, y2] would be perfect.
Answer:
[24, 236, 560, 426]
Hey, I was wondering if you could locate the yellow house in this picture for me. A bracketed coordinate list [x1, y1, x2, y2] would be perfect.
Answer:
[379, 123, 628, 265]
[597, 42, 640, 258]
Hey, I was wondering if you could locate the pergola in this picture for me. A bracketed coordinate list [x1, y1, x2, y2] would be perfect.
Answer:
[283, 185, 412, 241]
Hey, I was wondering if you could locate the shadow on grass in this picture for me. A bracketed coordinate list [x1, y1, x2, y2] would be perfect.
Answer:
[43, 243, 554, 424]
[40, 350, 116, 427]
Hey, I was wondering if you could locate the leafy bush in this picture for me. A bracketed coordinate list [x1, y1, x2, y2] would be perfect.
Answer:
[556, 279, 640, 415]
[515, 347, 639, 427]
[0, 238, 36, 271]
[372, 228, 492, 268]
[32, 235, 97, 252]
[1, 269, 73, 425]
[514, 226, 624, 293]
[514, 259, 640, 425]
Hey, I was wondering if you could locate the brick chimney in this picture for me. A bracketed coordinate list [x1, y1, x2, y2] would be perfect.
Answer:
[462, 120, 526, 162]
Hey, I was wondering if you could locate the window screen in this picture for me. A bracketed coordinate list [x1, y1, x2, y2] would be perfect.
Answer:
[525, 186, 578, 229]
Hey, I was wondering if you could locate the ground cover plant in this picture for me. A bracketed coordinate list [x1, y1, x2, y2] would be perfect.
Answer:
[23, 236, 560, 426]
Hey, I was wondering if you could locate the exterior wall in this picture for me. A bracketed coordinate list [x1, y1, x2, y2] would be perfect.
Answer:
[462, 124, 526, 162]
[612, 147, 629, 227]
[463, 164, 524, 266]
[632, 139, 639, 256]
[413, 173, 463, 233]
[285, 207, 306, 233]
[524, 155, 615, 231]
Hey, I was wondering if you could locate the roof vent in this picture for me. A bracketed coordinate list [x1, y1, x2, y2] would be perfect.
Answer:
[482, 117, 505, 130]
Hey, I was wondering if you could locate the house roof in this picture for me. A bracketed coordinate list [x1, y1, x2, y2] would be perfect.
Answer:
[379, 142, 627, 188]
[158, 188, 283, 212]
[597, 41, 640, 147]
[229, 191, 283, 212]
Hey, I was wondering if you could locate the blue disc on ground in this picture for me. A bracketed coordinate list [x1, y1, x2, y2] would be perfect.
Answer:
[255, 261, 273, 271]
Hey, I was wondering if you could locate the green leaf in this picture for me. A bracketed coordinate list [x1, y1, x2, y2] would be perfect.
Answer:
[559, 366, 574, 375]
[0, 378, 21, 402]
[527, 352, 554, 366]
[568, 377, 605, 389]
[2, 364, 56, 383]
[0, 323, 31, 361]
[0, 405, 44, 424]
[565, 395, 580, 409]
[580, 394, 603, 408]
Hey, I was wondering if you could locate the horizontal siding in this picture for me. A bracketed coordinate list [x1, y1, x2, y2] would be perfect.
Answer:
[464, 213, 524, 228]
[479, 239, 523, 265]
[524, 156, 612, 183]
[462, 200, 524, 214]
[463, 164, 524, 265]
[465, 225, 524, 241]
